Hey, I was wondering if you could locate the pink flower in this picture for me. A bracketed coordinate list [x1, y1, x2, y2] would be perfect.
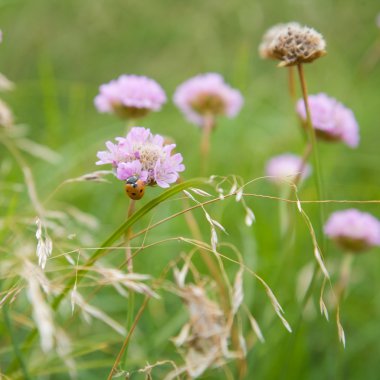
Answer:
[97, 127, 185, 188]
[265, 153, 311, 184]
[296, 93, 359, 148]
[324, 209, 380, 253]
[173, 73, 243, 125]
[94, 75, 167, 119]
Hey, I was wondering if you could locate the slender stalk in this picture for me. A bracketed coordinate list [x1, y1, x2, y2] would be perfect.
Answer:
[279, 186, 290, 238]
[296, 64, 324, 206]
[123, 119, 137, 364]
[281, 65, 327, 369]
[200, 114, 215, 175]
[295, 65, 326, 299]
[2, 305, 31, 380]
[107, 296, 150, 380]
[125, 199, 136, 272]
[123, 198, 136, 365]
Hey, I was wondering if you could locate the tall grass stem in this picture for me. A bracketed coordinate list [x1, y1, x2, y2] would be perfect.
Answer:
[200, 114, 215, 175]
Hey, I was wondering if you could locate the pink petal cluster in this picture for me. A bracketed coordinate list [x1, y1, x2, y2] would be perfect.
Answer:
[324, 209, 380, 253]
[96, 127, 185, 188]
[173, 73, 243, 125]
[265, 153, 311, 184]
[296, 93, 359, 148]
[94, 75, 167, 118]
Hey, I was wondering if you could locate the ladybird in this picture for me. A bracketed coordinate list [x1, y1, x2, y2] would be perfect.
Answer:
[125, 176, 146, 200]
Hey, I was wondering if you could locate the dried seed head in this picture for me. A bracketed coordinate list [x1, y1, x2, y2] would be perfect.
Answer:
[258, 22, 301, 60]
[269, 24, 326, 67]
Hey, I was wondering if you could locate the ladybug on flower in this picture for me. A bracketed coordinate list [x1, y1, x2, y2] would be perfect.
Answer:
[125, 175, 146, 200]
[96, 127, 185, 200]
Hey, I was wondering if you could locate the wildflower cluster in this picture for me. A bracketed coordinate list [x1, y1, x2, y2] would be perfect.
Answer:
[173, 73, 243, 125]
[296, 93, 359, 147]
[96, 127, 185, 188]
[325, 209, 380, 253]
[94, 75, 167, 119]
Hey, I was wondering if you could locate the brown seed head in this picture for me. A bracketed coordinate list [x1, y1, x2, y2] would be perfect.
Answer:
[269, 24, 326, 67]
[258, 22, 301, 60]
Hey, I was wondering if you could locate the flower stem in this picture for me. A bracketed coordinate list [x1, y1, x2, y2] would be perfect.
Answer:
[296, 64, 324, 207]
[200, 114, 215, 175]
[124, 198, 136, 365]
[296, 65, 326, 290]
[288, 64, 326, 356]
[125, 199, 136, 273]
[108, 296, 150, 380]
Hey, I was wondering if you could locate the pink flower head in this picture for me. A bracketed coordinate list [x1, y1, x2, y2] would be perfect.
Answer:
[96, 127, 185, 188]
[265, 153, 311, 184]
[173, 73, 243, 125]
[94, 75, 167, 119]
[296, 93, 359, 148]
[324, 209, 380, 253]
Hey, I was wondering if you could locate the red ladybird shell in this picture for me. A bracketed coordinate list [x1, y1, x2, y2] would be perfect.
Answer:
[125, 179, 146, 200]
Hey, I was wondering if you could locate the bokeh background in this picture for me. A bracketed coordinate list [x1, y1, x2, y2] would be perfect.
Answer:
[1, 0, 380, 378]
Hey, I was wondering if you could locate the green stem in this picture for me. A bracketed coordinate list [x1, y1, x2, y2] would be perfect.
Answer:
[3, 305, 31, 380]
[200, 114, 215, 176]
[125, 199, 136, 272]
[7, 178, 207, 374]
[124, 198, 136, 365]
[296, 63, 326, 288]
[282, 65, 327, 368]
[296, 64, 325, 207]
[107, 296, 150, 380]
[279, 186, 290, 238]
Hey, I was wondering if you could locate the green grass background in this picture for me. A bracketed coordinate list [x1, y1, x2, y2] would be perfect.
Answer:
[1, 0, 380, 378]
